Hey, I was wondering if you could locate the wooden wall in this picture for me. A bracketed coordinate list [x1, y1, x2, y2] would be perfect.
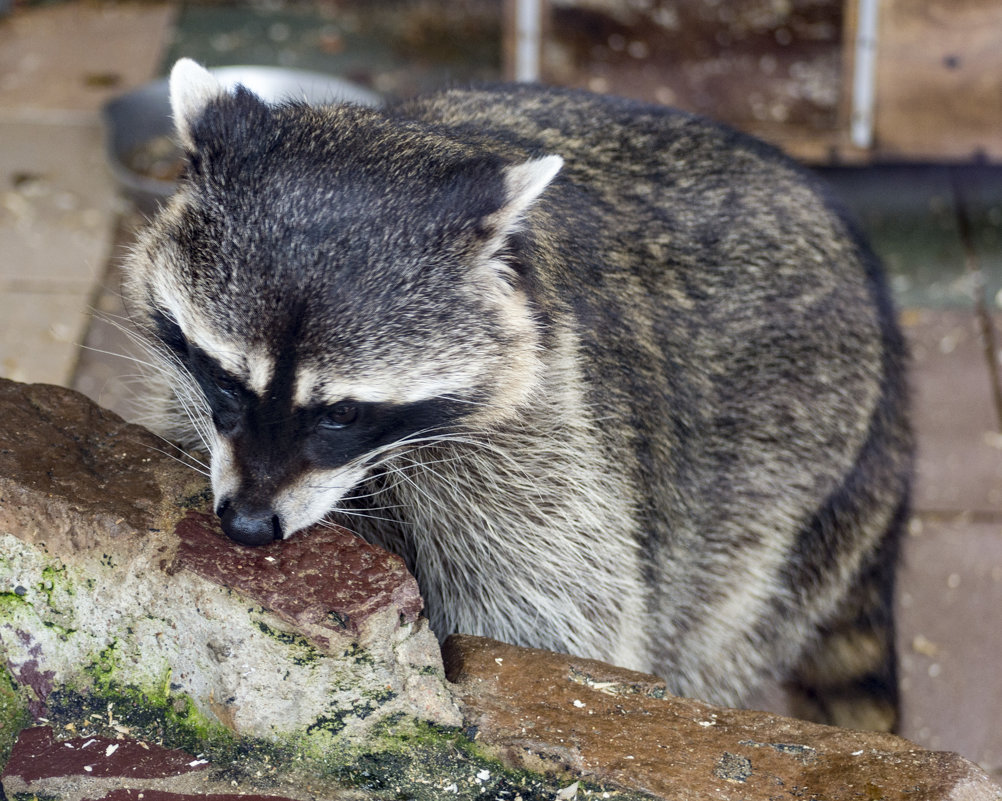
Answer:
[509, 0, 1002, 163]
[871, 0, 1002, 161]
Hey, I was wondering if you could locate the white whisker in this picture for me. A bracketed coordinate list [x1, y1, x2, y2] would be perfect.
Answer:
[97, 310, 213, 456]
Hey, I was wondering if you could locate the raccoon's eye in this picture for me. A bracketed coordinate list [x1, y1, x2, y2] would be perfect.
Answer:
[203, 368, 242, 405]
[214, 376, 240, 400]
[320, 402, 359, 430]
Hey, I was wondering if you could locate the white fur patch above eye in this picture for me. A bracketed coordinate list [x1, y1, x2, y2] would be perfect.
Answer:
[188, 331, 274, 399]
[292, 366, 484, 409]
[293, 365, 323, 408]
[155, 289, 270, 397]
[243, 348, 276, 397]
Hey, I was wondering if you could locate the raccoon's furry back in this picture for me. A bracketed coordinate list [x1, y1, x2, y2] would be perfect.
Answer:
[356, 86, 912, 714]
[127, 69, 911, 729]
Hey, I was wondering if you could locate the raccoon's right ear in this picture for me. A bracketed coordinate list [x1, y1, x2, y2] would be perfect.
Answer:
[169, 59, 227, 152]
[495, 155, 564, 232]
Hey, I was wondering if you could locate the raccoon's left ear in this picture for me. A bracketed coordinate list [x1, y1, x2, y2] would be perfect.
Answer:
[169, 59, 228, 151]
[491, 155, 563, 234]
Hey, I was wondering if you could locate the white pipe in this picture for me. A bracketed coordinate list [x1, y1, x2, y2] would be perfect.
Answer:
[515, 0, 542, 82]
[851, 0, 880, 149]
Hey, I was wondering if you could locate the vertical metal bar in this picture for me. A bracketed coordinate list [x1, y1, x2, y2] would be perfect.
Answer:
[851, 0, 880, 149]
[514, 0, 542, 82]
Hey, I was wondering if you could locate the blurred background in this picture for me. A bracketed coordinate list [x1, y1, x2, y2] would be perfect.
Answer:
[0, 0, 1000, 781]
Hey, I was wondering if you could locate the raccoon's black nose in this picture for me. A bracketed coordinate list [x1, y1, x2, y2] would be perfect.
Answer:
[217, 500, 282, 547]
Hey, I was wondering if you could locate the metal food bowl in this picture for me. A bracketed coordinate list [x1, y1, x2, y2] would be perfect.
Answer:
[103, 65, 382, 212]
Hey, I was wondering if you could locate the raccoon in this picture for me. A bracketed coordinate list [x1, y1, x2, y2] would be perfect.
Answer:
[124, 58, 912, 731]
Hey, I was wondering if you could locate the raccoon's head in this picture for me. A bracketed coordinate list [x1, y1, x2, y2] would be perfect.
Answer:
[125, 59, 563, 546]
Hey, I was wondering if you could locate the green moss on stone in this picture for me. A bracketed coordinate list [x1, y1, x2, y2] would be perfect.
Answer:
[42, 682, 340, 788]
[181, 485, 213, 509]
[47, 683, 245, 762]
[334, 718, 655, 800]
[340, 642, 375, 667]
[0, 589, 32, 609]
[306, 711, 351, 738]
[32, 678, 652, 799]
[363, 686, 397, 706]
[0, 665, 30, 767]
[40, 619, 76, 639]
[304, 687, 397, 743]
[253, 618, 323, 666]
[40, 563, 67, 584]
[85, 641, 122, 679]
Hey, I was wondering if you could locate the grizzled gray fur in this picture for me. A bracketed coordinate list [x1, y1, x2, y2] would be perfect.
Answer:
[124, 59, 912, 731]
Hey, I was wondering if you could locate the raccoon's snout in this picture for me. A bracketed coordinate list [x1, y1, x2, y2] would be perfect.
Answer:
[217, 499, 283, 547]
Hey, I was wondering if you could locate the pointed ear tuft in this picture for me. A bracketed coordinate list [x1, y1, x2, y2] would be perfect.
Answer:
[472, 155, 562, 294]
[169, 58, 225, 150]
[501, 155, 563, 225]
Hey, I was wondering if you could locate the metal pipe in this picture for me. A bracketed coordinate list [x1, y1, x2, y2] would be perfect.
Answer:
[851, 0, 880, 149]
[515, 0, 542, 83]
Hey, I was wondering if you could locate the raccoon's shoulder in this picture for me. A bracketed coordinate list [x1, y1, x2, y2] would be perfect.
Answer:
[392, 84, 787, 170]
[393, 83, 691, 133]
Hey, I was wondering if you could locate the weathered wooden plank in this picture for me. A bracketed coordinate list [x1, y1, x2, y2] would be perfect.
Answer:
[512, 0, 1002, 163]
[875, 0, 1002, 160]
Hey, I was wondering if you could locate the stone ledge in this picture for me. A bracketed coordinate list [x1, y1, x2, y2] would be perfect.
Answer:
[443, 635, 1002, 800]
